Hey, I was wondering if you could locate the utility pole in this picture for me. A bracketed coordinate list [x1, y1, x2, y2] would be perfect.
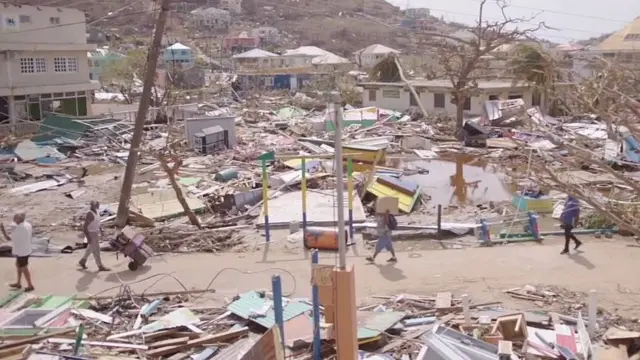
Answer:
[333, 98, 347, 270]
[114, 0, 172, 227]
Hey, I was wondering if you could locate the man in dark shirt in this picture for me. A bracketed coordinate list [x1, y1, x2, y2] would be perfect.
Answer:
[560, 195, 582, 254]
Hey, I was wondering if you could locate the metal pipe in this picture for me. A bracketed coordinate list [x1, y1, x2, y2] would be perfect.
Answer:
[334, 101, 347, 269]
[311, 251, 321, 360]
[272, 275, 285, 349]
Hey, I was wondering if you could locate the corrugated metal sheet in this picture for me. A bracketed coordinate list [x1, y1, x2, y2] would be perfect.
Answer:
[128, 190, 206, 220]
[227, 291, 312, 329]
[367, 177, 419, 213]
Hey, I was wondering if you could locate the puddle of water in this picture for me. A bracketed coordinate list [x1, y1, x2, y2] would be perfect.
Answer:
[391, 153, 514, 208]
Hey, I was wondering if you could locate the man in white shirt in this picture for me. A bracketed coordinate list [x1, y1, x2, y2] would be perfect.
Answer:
[1, 212, 34, 292]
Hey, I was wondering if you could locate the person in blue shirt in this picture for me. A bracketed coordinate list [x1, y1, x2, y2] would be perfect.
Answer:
[561, 195, 583, 254]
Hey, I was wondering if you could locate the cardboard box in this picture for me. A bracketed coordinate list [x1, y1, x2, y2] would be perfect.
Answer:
[375, 196, 399, 215]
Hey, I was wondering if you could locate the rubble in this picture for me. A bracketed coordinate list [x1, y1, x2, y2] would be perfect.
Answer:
[0, 284, 637, 359]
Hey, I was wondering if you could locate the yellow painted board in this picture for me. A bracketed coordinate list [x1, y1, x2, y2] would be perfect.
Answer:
[367, 180, 417, 213]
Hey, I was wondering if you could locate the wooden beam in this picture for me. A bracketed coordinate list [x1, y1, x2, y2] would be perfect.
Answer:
[148, 336, 190, 349]
[145, 327, 248, 358]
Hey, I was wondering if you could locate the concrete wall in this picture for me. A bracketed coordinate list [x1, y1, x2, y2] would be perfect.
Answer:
[184, 116, 237, 149]
[361, 85, 537, 115]
[0, 4, 87, 45]
[0, 50, 92, 89]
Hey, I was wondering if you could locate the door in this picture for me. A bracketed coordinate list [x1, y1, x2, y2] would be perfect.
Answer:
[290, 76, 298, 91]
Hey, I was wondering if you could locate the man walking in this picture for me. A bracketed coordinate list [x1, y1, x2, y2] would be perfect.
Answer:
[1, 212, 35, 291]
[561, 195, 583, 254]
[366, 210, 397, 263]
[79, 201, 110, 271]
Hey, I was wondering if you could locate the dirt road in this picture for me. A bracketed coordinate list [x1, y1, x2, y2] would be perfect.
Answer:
[2, 236, 639, 317]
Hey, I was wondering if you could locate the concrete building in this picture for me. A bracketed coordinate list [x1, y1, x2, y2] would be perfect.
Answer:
[592, 17, 640, 66]
[219, 0, 242, 13]
[353, 44, 400, 69]
[0, 4, 99, 124]
[163, 43, 194, 68]
[251, 26, 279, 44]
[231, 48, 280, 69]
[357, 79, 553, 115]
[223, 32, 260, 55]
[88, 49, 125, 82]
[404, 7, 430, 19]
[282, 46, 333, 67]
[191, 7, 230, 31]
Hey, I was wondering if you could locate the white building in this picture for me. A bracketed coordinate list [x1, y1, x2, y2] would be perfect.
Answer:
[282, 46, 333, 67]
[191, 7, 230, 30]
[0, 4, 99, 125]
[358, 79, 553, 115]
[231, 48, 280, 69]
[590, 17, 640, 66]
[353, 44, 400, 69]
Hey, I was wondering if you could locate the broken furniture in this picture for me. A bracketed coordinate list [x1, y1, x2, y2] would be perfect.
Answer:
[193, 125, 229, 154]
[491, 313, 528, 343]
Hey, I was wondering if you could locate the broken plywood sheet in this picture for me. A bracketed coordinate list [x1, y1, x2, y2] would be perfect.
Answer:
[130, 190, 205, 221]
[357, 311, 406, 339]
[257, 189, 366, 227]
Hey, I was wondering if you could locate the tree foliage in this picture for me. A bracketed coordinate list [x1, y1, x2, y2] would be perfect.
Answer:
[102, 49, 148, 104]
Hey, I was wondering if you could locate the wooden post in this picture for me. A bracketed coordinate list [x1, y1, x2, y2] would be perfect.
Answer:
[462, 294, 471, 326]
[301, 157, 307, 239]
[436, 204, 442, 239]
[588, 290, 597, 336]
[272, 275, 284, 349]
[347, 157, 354, 240]
[115, 0, 172, 227]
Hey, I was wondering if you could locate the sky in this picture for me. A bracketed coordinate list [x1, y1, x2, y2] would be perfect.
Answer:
[385, 0, 640, 43]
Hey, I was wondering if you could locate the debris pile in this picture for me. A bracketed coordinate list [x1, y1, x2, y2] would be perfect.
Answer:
[1, 284, 637, 359]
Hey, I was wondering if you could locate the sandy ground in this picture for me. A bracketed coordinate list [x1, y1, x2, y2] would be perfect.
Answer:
[2, 232, 640, 318]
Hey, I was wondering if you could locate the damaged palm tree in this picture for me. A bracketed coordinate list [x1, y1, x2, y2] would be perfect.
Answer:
[515, 59, 640, 237]
[369, 54, 429, 117]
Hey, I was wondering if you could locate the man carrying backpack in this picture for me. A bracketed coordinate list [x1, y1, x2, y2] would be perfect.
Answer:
[366, 210, 398, 263]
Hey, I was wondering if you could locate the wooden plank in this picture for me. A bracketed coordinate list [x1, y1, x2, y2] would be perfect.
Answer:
[0, 328, 74, 351]
[145, 327, 248, 358]
[498, 340, 513, 360]
[48, 338, 148, 350]
[142, 329, 180, 341]
[148, 336, 189, 349]
[435, 292, 452, 309]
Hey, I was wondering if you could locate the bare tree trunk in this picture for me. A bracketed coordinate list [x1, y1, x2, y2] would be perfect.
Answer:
[158, 155, 203, 229]
[456, 102, 465, 138]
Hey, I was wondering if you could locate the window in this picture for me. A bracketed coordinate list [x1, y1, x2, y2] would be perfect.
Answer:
[368, 89, 377, 101]
[89, 73, 93, 80]
[34, 57, 46, 73]
[54, 57, 77, 73]
[19, 15, 31, 23]
[489, 94, 499, 101]
[382, 89, 400, 98]
[264, 77, 274, 86]
[463, 97, 471, 110]
[49, 17, 60, 25]
[508, 94, 523, 100]
[20, 58, 35, 73]
[532, 91, 541, 106]
[434, 93, 445, 108]
[624, 33, 640, 41]
[181, 50, 188, 55]
[409, 92, 419, 106]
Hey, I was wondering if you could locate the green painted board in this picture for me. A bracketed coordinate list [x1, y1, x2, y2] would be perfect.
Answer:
[0, 291, 24, 308]
[30, 295, 73, 310]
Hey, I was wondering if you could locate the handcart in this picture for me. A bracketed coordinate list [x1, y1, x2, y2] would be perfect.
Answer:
[109, 227, 154, 271]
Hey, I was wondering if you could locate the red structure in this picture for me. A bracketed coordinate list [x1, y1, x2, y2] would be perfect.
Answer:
[223, 32, 260, 55]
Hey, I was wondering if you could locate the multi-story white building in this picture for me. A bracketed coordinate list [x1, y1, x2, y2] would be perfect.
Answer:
[0, 4, 99, 124]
